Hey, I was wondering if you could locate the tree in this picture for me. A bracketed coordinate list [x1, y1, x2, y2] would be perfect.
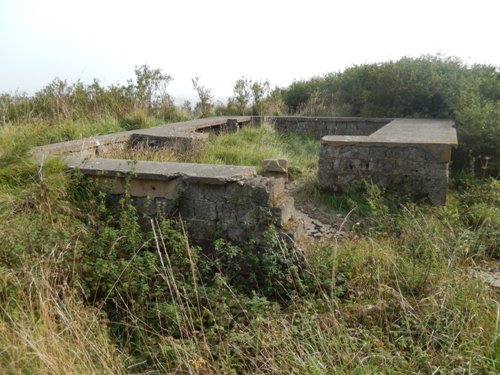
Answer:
[192, 76, 213, 118]
[233, 77, 252, 115]
[133, 65, 173, 111]
[251, 79, 270, 115]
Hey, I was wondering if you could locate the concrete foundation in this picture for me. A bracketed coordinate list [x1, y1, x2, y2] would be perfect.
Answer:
[31, 115, 458, 246]
[316, 119, 457, 205]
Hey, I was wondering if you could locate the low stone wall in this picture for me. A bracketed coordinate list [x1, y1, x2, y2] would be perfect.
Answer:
[31, 116, 306, 245]
[317, 119, 458, 205]
[318, 143, 450, 205]
[65, 157, 298, 244]
[31, 115, 458, 245]
[261, 116, 392, 138]
[31, 116, 253, 158]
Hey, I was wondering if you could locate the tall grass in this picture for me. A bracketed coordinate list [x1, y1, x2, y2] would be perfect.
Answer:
[0, 74, 498, 373]
[0, 265, 125, 375]
[104, 124, 320, 178]
[1, 145, 498, 373]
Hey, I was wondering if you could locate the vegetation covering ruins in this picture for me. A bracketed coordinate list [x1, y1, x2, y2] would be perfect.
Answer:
[0, 55, 498, 374]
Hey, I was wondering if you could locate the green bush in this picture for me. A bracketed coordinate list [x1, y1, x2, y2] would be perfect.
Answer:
[280, 55, 500, 172]
[0, 65, 186, 127]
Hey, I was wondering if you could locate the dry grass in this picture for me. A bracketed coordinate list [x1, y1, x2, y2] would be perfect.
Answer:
[0, 112, 498, 373]
[0, 266, 125, 375]
[102, 124, 320, 178]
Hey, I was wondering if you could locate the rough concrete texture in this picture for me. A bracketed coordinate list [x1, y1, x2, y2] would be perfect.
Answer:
[263, 159, 288, 180]
[31, 115, 458, 247]
[66, 157, 301, 244]
[318, 119, 457, 205]
[65, 157, 257, 184]
[263, 159, 288, 173]
[31, 132, 132, 158]
[259, 116, 392, 138]
[322, 119, 458, 146]
[31, 116, 253, 158]
[31, 116, 306, 245]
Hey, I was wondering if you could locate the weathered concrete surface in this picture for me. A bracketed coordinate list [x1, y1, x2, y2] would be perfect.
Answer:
[66, 156, 302, 244]
[370, 118, 458, 145]
[263, 159, 288, 180]
[31, 116, 253, 158]
[31, 132, 132, 158]
[318, 119, 458, 205]
[322, 118, 458, 146]
[259, 116, 392, 138]
[263, 159, 288, 173]
[30, 115, 458, 246]
[30, 116, 307, 245]
[65, 157, 257, 184]
[129, 117, 251, 152]
[135, 116, 252, 137]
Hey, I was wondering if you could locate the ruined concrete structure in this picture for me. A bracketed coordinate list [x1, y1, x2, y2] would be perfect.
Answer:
[33, 117, 299, 244]
[318, 119, 457, 205]
[260, 117, 458, 205]
[32, 116, 457, 243]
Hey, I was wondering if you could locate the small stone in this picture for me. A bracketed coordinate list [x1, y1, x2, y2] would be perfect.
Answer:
[263, 159, 288, 173]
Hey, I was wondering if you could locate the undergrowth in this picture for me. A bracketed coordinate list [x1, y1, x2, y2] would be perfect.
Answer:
[0, 148, 498, 373]
[103, 124, 320, 179]
[0, 93, 498, 373]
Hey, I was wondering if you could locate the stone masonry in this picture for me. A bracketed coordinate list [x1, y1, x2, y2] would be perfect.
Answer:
[258, 116, 392, 138]
[31, 115, 458, 246]
[317, 119, 457, 205]
[63, 157, 295, 244]
[32, 117, 301, 245]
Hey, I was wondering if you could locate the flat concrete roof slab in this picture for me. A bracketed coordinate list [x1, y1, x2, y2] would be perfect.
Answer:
[134, 116, 252, 137]
[372, 119, 458, 145]
[30, 116, 253, 157]
[31, 132, 132, 156]
[65, 157, 257, 184]
[322, 118, 458, 146]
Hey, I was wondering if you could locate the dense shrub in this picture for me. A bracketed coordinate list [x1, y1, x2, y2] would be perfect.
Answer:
[281, 55, 500, 172]
[0, 57, 498, 373]
[0, 65, 184, 126]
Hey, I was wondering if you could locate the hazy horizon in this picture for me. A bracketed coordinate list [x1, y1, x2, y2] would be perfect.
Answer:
[1, 0, 499, 103]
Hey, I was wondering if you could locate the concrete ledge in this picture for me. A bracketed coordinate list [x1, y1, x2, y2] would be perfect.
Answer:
[30, 116, 253, 158]
[31, 132, 132, 157]
[29, 115, 458, 242]
[261, 116, 392, 123]
[262, 116, 393, 138]
[317, 118, 458, 205]
[64, 156, 301, 244]
[65, 157, 257, 184]
[322, 119, 458, 147]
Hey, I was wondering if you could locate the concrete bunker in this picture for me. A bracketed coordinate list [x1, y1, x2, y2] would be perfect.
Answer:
[31, 116, 457, 244]
[32, 117, 300, 245]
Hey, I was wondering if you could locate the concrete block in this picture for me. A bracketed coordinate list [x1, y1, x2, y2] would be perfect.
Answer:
[263, 159, 288, 173]
[273, 196, 295, 227]
[263, 159, 288, 180]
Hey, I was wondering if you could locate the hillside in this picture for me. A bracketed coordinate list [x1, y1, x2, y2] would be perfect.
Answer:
[0, 56, 498, 374]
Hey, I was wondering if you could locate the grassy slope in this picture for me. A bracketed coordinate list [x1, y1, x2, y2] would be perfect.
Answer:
[0, 118, 499, 374]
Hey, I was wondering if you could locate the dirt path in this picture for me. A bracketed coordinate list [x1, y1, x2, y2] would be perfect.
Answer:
[286, 178, 351, 241]
[473, 261, 500, 289]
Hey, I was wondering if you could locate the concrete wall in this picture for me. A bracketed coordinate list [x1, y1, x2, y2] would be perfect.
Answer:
[318, 142, 451, 205]
[317, 119, 457, 205]
[261, 116, 392, 138]
[31, 116, 253, 158]
[251, 116, 457, 205]
[66, 157, 298, 245]
[31, 115, 458, 242]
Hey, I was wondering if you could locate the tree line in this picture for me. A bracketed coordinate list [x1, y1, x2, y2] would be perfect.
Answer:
[1, 55, 498, 172]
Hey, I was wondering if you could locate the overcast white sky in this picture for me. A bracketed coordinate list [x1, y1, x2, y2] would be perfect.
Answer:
[0, 0, 498, 103]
